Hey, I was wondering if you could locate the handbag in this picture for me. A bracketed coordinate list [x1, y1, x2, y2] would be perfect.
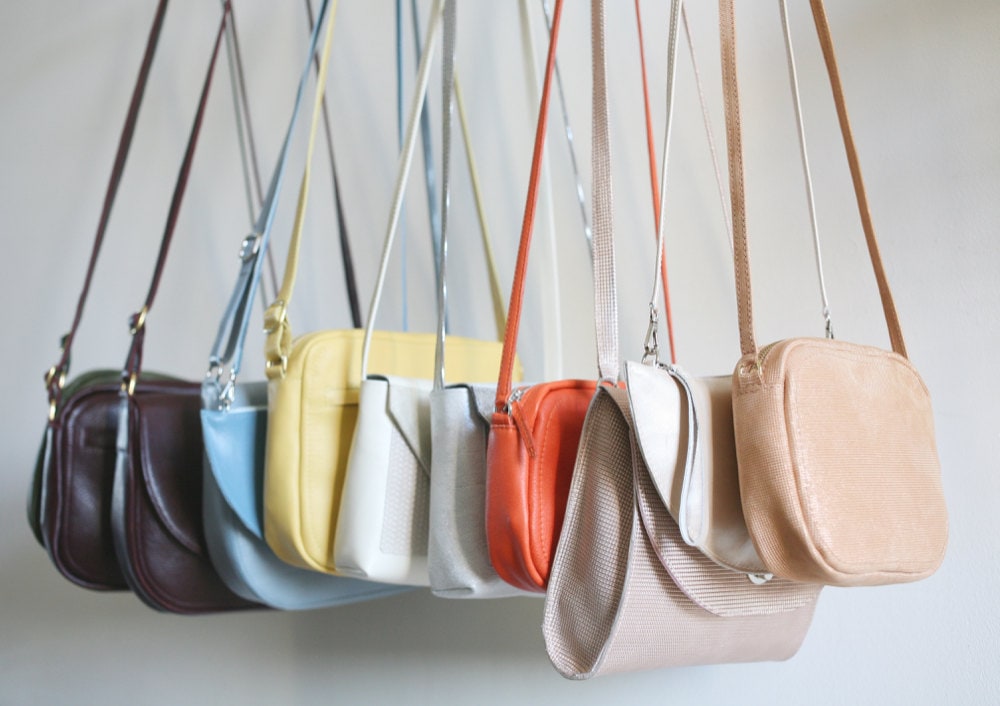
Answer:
[333, 0, 515, 585]
[109, 3, 259, 614]
[425, 6, 525, 598]
[29, 0, 171, 591]
[543, 4, 818, 677]
[484, 0, 682, 592]
[198, 0, 408, 609]
[262, 0, 506, 578]
[484, 0, 596, 593]
[720, 0, 947, 586]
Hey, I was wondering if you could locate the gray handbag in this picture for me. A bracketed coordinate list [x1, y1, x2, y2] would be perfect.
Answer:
[426, 0, 527, 600]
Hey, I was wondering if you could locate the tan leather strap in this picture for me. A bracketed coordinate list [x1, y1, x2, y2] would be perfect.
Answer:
[808, 0, 905, 356]
[720, 0, 907, 360]
[495, 0, 565, 408]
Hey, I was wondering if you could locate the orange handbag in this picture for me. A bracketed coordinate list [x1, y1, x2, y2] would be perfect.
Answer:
[485, 0, 675, 592]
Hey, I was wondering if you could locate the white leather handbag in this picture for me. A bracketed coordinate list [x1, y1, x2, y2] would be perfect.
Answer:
[333, 0, 510, 586]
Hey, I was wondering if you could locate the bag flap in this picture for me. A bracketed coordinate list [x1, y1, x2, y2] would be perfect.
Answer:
[133, 384, 206, 556]
[624, 361, 686, 522]
[454, 383, 501, 427]
[375, 375, 433, 474]
[200, 404, 267, 540]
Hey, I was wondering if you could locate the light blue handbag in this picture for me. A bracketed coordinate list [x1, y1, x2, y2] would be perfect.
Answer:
[200, 0, 409, 610]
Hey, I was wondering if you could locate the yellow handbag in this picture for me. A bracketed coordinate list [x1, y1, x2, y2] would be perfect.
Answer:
[263, 0, 516, 574]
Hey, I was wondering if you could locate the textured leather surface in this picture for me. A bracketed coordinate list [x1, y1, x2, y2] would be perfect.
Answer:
[201, 382, 412, 609]
[542, 386, 818, 680]
[112, 380, 258, 613]
[626, 361, 765, 574]
[733, 339, 947, 585]
[334, 376, 432, 586]
[486, 379, 596, 592]
[719, 0, 947, 586]
[428, 385, 528, 598]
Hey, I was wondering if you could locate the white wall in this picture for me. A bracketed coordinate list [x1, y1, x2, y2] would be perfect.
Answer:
[1, 1, 997, 703]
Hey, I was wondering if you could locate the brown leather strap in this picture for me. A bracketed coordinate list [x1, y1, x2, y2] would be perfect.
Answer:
[122, 2, 233, 391]
[634, 0, 677, 364]
[807, 0, 906, 356]
[720, 0, 907, 360]
[494, 0, 564, 408]
[45, 0, 169, 407]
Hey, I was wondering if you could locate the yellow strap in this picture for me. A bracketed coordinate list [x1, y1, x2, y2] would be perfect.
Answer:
[453, 73, 507, 339]
[264, 0, 339, 377]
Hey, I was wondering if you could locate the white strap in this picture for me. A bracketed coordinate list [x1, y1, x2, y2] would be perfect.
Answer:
[360, 0, 446, 380]
[779, 0, 834, 338]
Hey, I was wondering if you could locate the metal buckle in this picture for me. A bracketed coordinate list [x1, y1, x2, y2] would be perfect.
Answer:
[641, 303, 660, 364]
[239, 233, 261, 262]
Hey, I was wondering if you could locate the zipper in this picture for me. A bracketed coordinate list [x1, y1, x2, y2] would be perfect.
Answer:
[504, 385, 537, 457]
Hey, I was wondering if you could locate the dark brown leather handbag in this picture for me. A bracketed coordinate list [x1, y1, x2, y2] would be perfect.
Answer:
[106, 2, 259, 614]
[29, 0, 170, 591]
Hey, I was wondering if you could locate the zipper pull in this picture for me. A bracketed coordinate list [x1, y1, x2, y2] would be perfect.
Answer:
[505, 387, 536, 457]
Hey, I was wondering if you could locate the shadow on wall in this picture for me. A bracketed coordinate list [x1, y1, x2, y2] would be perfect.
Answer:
[5, 535, 548, 662]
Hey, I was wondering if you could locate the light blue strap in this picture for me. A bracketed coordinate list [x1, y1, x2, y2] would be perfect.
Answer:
[206, 0, 331, 394]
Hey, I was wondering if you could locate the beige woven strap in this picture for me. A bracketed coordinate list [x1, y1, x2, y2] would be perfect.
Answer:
[591, 0, 617, 382]
[720, 0, 908, 360]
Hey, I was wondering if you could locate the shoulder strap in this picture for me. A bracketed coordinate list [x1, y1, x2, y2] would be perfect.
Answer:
[720, 0, 906, 361]
[304, 0, 362, 328]
[495, 0, 566, 409]
[207, 0, 333, 395]
[452, 74, 507, 338]
[591, 0, 617, 382]
[432, 0, 457, 390]
[261, 2, 341, 378]
[45, 0, 169, 416]
[634, 0, 678, 364]
[121, 2, 233, 393]
[358, 0, 447, 380]
[519, 0, 563, 380]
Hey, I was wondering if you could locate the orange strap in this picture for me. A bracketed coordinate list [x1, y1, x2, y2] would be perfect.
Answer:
[634, 0, 677, 365]
[495, 0, 565, 409]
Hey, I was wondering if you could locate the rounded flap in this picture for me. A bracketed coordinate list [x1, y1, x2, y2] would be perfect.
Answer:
[633, 446, 819, 617]
[200, 405, 267, 540]
[135, 385, 207, 556]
